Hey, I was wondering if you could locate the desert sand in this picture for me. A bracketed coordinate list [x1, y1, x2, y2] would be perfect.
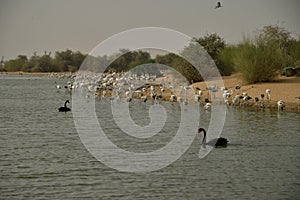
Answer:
[194, 74, 300, 104]
[192, 74, 300, 111]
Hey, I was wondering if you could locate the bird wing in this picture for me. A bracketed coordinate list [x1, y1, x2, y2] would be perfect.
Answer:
[206, 138, 219, 145]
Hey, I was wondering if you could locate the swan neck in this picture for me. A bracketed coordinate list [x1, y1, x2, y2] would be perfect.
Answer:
[202, 130, 207, 144]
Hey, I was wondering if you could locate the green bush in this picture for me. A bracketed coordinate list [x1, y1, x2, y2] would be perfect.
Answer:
[234, 36, 286, 83]
[218, 45, 237, 76]
[290, 39, 300, 66]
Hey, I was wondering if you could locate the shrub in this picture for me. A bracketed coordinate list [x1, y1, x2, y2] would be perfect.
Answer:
[234, 36, 285, 83]
[218, 45, 237, 76]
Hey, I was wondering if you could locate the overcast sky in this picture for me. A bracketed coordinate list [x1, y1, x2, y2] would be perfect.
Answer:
[1, 0, 299, 59]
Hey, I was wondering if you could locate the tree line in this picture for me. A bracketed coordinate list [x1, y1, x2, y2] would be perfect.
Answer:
[1, 49, 86, 73]
[1, 24, 299, 83]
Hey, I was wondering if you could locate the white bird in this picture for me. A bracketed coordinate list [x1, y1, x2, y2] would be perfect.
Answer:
[204, 102, 212, 110]
[223, 90, 232, 103]
[102, 90, 107, 99]
[150, 85, 154, 92]
[55, 84, 61, 89]
[266, 89, 271, 101]
[170, 94, 176, 102]
[198, 90, 203, 96]
[125, 90, 131, 97]
[232, 95, 240, 105]
[277, 100, 285, 111]
[194, 94, 201, 103]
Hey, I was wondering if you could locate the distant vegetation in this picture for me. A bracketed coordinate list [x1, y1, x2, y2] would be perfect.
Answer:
[1, 24, 299, 83]
[233, 24, 299, 83]
[1, 49, 86, 73]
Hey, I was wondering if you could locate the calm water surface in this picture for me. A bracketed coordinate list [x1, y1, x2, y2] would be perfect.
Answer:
[0, 74, 299, 199]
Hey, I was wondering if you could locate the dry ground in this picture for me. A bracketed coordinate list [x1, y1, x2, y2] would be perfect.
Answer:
[193, 74, 300, 103]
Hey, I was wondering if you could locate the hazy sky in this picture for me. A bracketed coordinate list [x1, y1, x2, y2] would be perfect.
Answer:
[1, 0, 299, 59]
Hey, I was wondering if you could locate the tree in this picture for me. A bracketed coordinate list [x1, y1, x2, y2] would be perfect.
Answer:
[71, 51, 87, 69]
[193, 33, 225, 59]
[218, 45, 237, 75]
[259, 24, 292, 54]
[35, 54, 52, 72]
[234, 36, 285, 83]
[155, 53, 178, 66]
[289, 39, 300, 66]
[107, 49, 153, 72]
[5, 55, 28, 72]
[193, 33, 230, 75]
[127, 50, 152, 70]
[0, 56, 6, 72]
[258, 24, 294, 66]
[54, 49, 74, 71]
[233, 25, 294, 83]
[155, 51, 202, 83]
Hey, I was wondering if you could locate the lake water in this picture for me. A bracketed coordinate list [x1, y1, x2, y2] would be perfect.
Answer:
[0, 74, 299, 199]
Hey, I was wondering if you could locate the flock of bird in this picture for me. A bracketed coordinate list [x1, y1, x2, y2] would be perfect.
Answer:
[220, 86, 286, 111]
[55, 71, 287, 113]
[55, 70, 294, 148]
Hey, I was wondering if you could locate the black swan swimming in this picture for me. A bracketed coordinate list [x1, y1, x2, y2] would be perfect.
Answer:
[58, 100, 71, 112]
[198, 128, 228, 147]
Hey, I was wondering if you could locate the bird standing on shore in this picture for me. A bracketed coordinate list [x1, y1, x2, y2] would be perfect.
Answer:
[266, 89, 271, 101]
[235, 84, 241, 91]
[204, 102, 212, 110]
[170, 94, 176, 103]
[277, 100, 285, 111]
[260, 93, 265, 101]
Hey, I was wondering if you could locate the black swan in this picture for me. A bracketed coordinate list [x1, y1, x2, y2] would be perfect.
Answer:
[58, 100, 71, 112]
[198, 128, 228, 147]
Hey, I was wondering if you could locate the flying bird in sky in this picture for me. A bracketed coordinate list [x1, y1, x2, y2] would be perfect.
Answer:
[215, 1, 223, 9]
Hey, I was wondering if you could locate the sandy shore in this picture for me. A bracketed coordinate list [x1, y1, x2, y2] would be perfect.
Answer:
[2, 71, 75, 76]
[194, 74, 300, 103]
[192, 74, 300, 111]
[2, 71, 52, 75]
